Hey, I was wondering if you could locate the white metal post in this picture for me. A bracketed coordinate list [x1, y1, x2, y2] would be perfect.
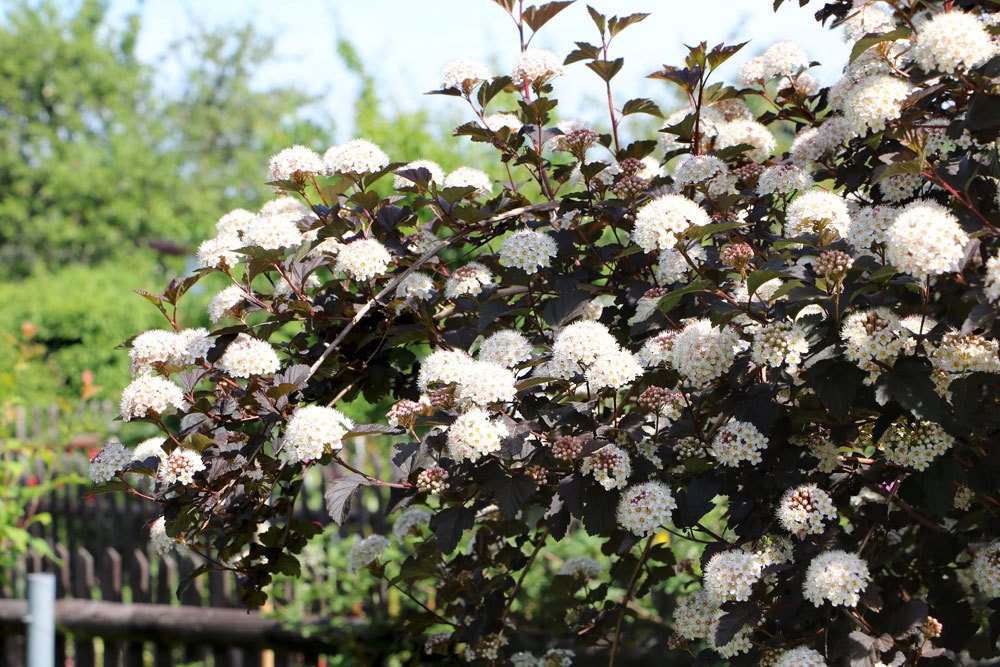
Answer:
[26, 572, 55, 667]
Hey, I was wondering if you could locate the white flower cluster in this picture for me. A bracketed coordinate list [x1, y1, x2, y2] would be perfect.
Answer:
[132, 438, 166, 463]
[129, 328, 212, 375]
[714, 120, 776, 161]
[847, 205, 896, 255]
[671, 319, 740, 385]
[986, 254, 1000, 302]
[159, 448, 205, 485]
[704, 549, 763, 603]
[197, 236, 241, 269]
[785, 189, 851, 239]
[673, 155, 733, 195]
[777, 484, 838, 536]
[886, 201, 969, 279]
[581, 444, 632, 490]
[632, 195, 710, 253]
[267, 145, 323, 183]
[499, 229, 557, 274]
[482, 112, 522, 132]
[455, 361, 516, 407]
[218, 334, 280, 378]
[751, 321, 810, 372]
[447, 407, 509, 462]
[932, 331, 1000, 377]
[841, 308, 910, 381]
[445, 262, 494, 298]
[973, 541, 1000, 598]
[844, 75, 910, 135]
[395, 272, 435, 303]
[392, 507, 431, 539]
[89, 440, 131, 484]
[711, 420, 769, 467]
[243, 197, 309, 250]
[443, 167, 492, 197]
[348, 534, 390, 573]
[774, 647, 828, 667]
[637, 331, 676, 368]
[912, 11, 995, 74]
[149, 516, 185, 557]
[334, 238, 393, 281]
[881, 420, 954, 471]
[547, 321, 616, 377]
[803, 550, 870, 607]
[558, 556, 602, 579]
[441, 57, 490, 89]
[273, 274, 320, 299]
[394, 159, 445, 189]
[418, 349, 474, 390]
[282, 405, 354, 464]
[120, 375, 186, 422]
[672, 590, 716, 641]
[842, 4, 896, 42]
[478, 330, 532, 368]
[208, 284, 248, 323]
[511, 48, 564, 86]
[757, 165, 814, 195]
[878, 173, 922, 203]
[323, 139, 389, 176]
[616, 481, 676, 537]
[740, 41, 809, 84]
[584, 348, 643, 390]
[656, 244, 705, 285]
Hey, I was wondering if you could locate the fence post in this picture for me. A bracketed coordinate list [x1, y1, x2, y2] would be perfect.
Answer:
[26, 573, 56, 667]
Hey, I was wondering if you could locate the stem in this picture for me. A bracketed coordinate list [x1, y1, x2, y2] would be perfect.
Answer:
[609, 535, 654, 667]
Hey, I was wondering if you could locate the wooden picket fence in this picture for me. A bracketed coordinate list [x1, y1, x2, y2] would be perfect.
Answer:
[1, 403, 396, 666]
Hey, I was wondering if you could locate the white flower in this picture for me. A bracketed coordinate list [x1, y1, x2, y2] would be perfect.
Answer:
[584, 348, 642, 390]
[499, 229, 557, 274]
[985, 254, 1000, 301]
[673, 155, 728, 187]
[347, 535, 390, 573]
[273, 274, 320, 299]
[558, 557, 602, 578]
[479, 330, 532, 368]
[149, 517, 185, 556]
[396, 272, 435, 301]
[671, 319, 740, 385]
[455, 361, 516, 407]
[243, 197, 309, 250]
[267, 145, 324, 182]
[89, 440, 131, 483]
[879, 173, 922, 203]
[881, 420, 954, 471]
[739, 55, 769, 85]
[785, 189, 851, 240]
[511, 653, 538, 667]
[749, 536, 794, 570]
[761, 40, 810, 78]
[446, 408, 509, 462]
[443, 167, 492, 197]
[482, 112, 522, 132]
[418, 349, 474, 390]
[972, 541, 1000, 598]
[159, 448, 205, 485]
[637, 332, 677, 368]
[616, 481, 676, 537]
[218, 334, 280, 378]
[842, 5, 896, 43]
[441, 57, 490, 89]
[844, 75, 910, 135]
[714, 120, 776, 161]
[323, 139, 389, 176]
[549, 321, 620, 378]
[405, 229, 440, 255]
[208, 284, 247, 323]
[581, 444, 632, 490]
[704, 549, 763, 603]
[283, 405, 353, 463]
[334, 239, 393, 281]
[393, 159, 445, 189]
[197, 236, 242, 269]
[912, 11, 995, 74]
[803, 550, 871, 607]
[751, 321, 810, 372]
[841, 308, 910, 381]
[444, 262, 494, 298]
[757, 165, 814, 195]
[129, 330, 182, 375]
[633, 195, 710, 253]
[847, 205, 897, 255]
[886, 200, 970, 279]
[215, 208, 256, 241]
[708, 616, 754, 658]
[711, 419, 769, 467]
[656, 244, 705, 285]
[777, 484, 838, 536]
[392, 507, 432, 539]
[511, 48, 564, 86]
[132, 438, 166, 463]
[672, 590, 717, 640]
[775, 646, 828, 667]
[931, 331, 1000, 377]
[120, 375, 185, 421]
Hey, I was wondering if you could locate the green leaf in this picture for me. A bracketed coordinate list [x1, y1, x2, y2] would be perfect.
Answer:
[850, 26, 910, 64]
[685, 220, 748, 240]
[746, 269, 784, 298]
[656, 279, 711, 314]
[620, 98, 663, 118]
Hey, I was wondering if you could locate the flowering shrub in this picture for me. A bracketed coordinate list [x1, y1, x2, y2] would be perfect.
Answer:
[94, 0, 1000, 663]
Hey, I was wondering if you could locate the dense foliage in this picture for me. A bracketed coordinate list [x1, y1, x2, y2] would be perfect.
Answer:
[98, 0, 1000, 663]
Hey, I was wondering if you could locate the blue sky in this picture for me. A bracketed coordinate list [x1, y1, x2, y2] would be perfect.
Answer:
[111, 0, 850, 137]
